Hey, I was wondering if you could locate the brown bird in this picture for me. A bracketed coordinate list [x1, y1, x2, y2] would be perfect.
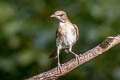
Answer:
[50, 10, 80, 72]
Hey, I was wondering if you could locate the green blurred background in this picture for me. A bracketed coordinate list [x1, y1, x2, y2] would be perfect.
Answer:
[0, 0, 120, 80]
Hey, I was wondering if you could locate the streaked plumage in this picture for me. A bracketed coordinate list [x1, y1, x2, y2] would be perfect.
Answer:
[50, 10, 80, 72]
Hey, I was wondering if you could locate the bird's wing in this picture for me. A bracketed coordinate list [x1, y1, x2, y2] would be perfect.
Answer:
[56, 26, 63, 38]
[73, 24, 79, 41]
[49, 26, 61, 59]
[56, 27, 59, 38]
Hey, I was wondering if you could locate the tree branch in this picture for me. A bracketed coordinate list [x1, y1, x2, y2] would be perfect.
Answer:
[25, 34, 120, 80]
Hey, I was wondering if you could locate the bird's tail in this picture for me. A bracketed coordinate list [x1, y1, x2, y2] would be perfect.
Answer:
[49, 48, 57, 59]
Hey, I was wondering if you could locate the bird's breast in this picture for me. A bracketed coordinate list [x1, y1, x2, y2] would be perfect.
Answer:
[58, 22, 77, 46]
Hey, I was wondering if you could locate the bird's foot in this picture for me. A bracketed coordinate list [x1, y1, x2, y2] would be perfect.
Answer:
[70, 51, 81, 64]
[57, 63, 62, 73]
[74, 54, 81, 64]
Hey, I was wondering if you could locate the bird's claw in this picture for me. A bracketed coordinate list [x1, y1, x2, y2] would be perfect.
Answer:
[75, 54, 81, 64]
[57, 63, 62, 73]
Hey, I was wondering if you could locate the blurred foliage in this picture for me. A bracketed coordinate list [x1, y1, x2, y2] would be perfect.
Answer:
[0, 0, 120, 80]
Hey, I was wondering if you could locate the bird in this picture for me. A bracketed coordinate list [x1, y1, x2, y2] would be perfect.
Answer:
[50, 10, 80, 72]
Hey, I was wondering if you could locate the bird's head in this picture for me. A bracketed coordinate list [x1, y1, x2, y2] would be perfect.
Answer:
[50, 10, 68, 23]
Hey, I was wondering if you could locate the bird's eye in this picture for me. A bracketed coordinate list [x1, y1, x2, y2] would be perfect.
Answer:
[60, 14, 64, 16]
[58, 14, 64, 17]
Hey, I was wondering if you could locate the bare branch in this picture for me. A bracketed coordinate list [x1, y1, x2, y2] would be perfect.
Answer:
[25, 34, 120, 80]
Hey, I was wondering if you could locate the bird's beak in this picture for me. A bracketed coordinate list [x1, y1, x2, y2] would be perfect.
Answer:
[50, 14, 56, 18]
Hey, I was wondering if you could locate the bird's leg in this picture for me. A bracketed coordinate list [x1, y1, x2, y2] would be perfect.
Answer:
[69, 46, 81, 63]
[57, 48, 62, 73]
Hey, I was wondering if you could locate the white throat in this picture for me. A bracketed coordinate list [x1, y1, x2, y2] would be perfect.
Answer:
[59, 22, 65, 26]
[59, 21, 72, 28]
